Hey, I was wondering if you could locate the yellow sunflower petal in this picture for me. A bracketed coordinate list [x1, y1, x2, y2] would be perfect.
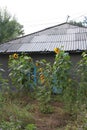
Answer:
[54, 48, 60, 54]
[13, 53, 18, 59]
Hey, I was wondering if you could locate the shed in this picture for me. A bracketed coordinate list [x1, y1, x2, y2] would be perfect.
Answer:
[0, 22, 87, 79]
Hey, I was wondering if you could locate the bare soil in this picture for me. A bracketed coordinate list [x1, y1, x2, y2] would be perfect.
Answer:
[31, 101, 71, 130]
[11, 93, 73, 130]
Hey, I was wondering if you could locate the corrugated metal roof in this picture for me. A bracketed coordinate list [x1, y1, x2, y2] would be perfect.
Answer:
[0, 22, 87, 53]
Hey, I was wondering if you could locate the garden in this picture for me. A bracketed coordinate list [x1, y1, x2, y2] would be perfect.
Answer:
[0, 48, 87, 130]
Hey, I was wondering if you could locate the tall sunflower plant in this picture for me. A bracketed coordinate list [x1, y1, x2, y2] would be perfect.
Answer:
[35, 59, 53, 104]
[53, 48, 72, 93]
[8, 53, 36, 91]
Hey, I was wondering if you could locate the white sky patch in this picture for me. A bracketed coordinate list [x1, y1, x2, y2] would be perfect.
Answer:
[0, 0, 87, 34]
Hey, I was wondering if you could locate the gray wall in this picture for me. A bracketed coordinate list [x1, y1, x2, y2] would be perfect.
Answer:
[30, 53, 82, 65]
[70, 53, 82, 65]
[0, 52, 82, 80]
[0, 54, 9, 79]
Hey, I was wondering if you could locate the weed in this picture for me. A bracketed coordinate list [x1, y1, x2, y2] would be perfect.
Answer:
[25, 124, 37, 130]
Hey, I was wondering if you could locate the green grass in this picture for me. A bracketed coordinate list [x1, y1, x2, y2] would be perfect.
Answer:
[0, 91, 87, 130]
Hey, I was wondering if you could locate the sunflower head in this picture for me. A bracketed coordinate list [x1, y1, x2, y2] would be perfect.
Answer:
[40, 74, 44, 80]
[54, 48, 60, 54]
[39, 68, 43, 72]
[40, 74, 45, 83]
[36, 62, 40, 67]
[13, 53, 18, 59]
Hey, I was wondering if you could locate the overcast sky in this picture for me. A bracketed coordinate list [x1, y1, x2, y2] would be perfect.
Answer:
[0, 0, 87, 35]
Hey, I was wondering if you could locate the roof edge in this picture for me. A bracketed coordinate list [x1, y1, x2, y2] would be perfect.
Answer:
[1, 21, 87, 44]
[1, 22, 67, 44]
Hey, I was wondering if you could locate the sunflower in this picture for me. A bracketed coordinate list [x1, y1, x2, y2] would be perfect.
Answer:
[40, 74, 44, 80]
[54, 48, 60, 54]
[39, 68, 43, 72]
[36, 62, 40, 66]
[13, 53, 18, 59]
[40, 74, 45, 83]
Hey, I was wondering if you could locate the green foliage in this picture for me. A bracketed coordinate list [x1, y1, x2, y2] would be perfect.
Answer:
[64, 124, 77, 130]
[52, 50, 77, 113]
[36, 59, 53, 113]
[37, 87, 51, 105]
[0, 102, 34, 122]
[69, 16, 87, 27]
[76, 52, 87, 107]
[77, 105, 87, 129]
[9, 54, 36, 91]
[25, 124, 37, 130]
[0, 91, 36, 130]
[40, 104, 54, 114]
[69, 20, 83, 27]
[52, 50, 71, 91]
[83, 16, 87, 26]
[8, 50, 87, 123]
[77, 52, 87, 81]
[62, 52, 87, 116]
[62, 81, 78, 113]
[0, 120, 21, 130]
[36, 59, 52, 86]
[0, 92, 36, 130]
[0, 8, 24, 43]
[1, 51, 87, 129]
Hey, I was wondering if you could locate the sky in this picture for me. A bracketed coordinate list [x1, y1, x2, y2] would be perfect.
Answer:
[0, 0, 87, 35]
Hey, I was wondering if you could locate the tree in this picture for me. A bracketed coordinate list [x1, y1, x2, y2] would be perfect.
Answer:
[69, 20, 83, 27]
[69, 16, 87, 27]
[83, 16, 87, 26]
[0, 8, 24, 43]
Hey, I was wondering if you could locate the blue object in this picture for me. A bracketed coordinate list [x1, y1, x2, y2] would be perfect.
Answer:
[52, 86, 62, 94]
[52, 74, 62, 94]
[33, 66, 37, 84]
